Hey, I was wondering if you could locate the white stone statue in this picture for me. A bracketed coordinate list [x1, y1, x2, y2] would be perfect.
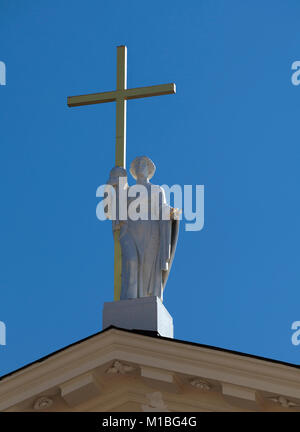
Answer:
[106, 156, 179, 302]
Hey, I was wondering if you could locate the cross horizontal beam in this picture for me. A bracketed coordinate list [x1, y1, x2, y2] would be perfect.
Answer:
[67, 83, 176, 107]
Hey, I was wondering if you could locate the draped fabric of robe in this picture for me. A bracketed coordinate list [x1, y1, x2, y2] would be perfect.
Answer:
[118, 183, 179, 301]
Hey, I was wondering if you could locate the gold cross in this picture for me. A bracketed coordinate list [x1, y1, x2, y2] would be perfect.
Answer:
[67, 45, 176, 301]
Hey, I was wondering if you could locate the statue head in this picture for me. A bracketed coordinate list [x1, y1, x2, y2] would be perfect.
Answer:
[130, 156, 156, 181]
[107, 166, 127, 187]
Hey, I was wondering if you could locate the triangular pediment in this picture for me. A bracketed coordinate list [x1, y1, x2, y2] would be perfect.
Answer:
[1, 328, 300, 412]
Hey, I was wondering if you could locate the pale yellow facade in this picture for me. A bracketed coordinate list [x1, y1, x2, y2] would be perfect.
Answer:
[0, 327, 300, 412]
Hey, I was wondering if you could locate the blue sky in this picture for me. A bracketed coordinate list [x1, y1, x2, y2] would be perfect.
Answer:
[1, 0, 300, 375]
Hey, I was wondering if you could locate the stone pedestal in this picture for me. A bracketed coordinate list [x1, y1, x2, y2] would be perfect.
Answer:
[102, 296, 173, 338]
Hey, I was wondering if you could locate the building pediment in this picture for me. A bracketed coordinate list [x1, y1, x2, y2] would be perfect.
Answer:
[1, 327, 300, 412]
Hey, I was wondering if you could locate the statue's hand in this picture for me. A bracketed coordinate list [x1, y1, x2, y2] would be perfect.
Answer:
[170, 207, 182, 220]
[112, 220, 127, 232]
[112, 222, 120, 231]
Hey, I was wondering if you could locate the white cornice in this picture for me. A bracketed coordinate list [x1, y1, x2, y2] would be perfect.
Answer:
[0, 328, 299, 410]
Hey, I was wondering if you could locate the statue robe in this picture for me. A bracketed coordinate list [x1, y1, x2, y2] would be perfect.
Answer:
[110, 183, 179, 301]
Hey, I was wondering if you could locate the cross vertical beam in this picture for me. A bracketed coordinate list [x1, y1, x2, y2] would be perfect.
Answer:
[115, 46, 127, 168]
[114, 46, 127, 301]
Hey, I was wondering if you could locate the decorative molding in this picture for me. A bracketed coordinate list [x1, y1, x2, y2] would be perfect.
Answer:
[60, 373, 101, 407]
[141, 392, 170, 412]
[33, 396, 53, 410]
[222, 383, 258, 410]
[141, 366, 179, 393]
[1, 328, 300, 411]
[190, 379, 211, 391]
[268, 395, 299, 408]
[106, 360, 135, 375]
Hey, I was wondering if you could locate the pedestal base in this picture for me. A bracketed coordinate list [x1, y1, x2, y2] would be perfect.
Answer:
[102, 296, 174, 338]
